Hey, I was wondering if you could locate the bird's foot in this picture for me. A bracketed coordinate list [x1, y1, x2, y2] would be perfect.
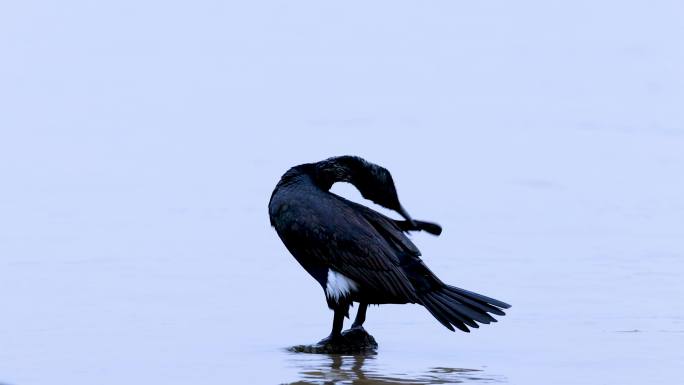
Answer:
[315, 333, 346, 346]
[344, 325, 370, 338]
[288, 328, 378, 354]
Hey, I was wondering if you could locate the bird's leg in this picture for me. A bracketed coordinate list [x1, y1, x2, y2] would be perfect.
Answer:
[330, 306, 346, 338]
[351, 302, 368, 329]
[317, 304, 349, 345]
[311, 303, 377, 351]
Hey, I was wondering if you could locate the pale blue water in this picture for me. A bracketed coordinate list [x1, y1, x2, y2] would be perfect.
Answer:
[1, 1, 683, 384]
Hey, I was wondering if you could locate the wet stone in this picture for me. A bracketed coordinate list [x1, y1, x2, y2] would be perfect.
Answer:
[289, 327, 378, 354]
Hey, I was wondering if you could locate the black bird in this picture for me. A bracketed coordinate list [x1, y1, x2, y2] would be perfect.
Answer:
[268, 156, 510, 344]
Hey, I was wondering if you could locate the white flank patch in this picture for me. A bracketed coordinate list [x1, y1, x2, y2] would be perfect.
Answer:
[325, 269, 358, 301]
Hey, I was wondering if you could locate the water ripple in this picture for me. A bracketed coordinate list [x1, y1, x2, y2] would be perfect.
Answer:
[283, 353, 505, 384]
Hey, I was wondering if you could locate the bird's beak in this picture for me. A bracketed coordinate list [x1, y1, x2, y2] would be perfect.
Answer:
[397, 205, 417, 227]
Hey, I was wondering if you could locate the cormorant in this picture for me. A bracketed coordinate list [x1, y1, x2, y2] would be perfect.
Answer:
[268, 156, 510, 345]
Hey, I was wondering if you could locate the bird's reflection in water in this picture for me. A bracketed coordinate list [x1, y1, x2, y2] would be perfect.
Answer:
[285, 353, 503, 385]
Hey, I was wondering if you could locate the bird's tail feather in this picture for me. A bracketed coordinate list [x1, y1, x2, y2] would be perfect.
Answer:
[420, 285, 511, 332]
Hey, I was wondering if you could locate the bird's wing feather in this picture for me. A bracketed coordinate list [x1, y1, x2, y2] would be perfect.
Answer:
[340, 199, 423, 256]
[300, 196, 423, 302]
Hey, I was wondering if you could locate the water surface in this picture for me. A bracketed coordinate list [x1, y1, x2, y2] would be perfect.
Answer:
[1, 1, 683, 384]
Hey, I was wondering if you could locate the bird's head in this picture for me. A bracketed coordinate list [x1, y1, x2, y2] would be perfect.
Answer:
[312, 155, 415, 225]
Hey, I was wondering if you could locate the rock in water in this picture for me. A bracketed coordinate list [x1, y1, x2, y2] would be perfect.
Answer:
[289, 327, 378, 354]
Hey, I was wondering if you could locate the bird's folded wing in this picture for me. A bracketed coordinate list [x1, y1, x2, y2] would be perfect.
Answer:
[307, 200, 422, 302]
[341, 199, 423, 257]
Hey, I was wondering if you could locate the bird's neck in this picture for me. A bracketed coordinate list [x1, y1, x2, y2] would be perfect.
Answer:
[309, 163, 355, 192]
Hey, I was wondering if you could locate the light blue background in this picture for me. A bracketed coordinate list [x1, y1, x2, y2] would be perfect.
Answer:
[1, 1, 683, 384]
